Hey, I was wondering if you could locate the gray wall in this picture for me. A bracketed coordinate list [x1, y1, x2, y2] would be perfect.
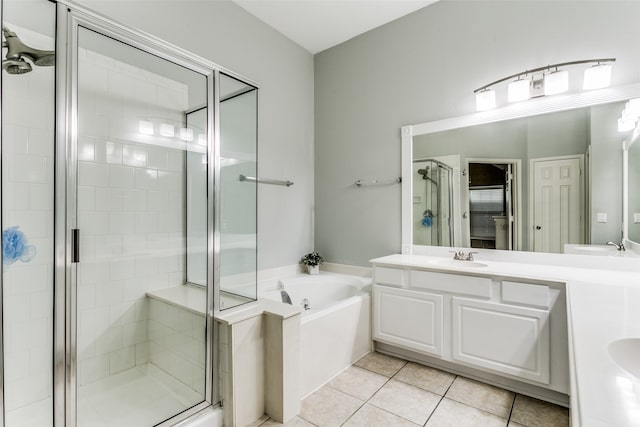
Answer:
[590, 102, 625, 244]
[76, 0, 315, 271]
[315, 0, 640, 266]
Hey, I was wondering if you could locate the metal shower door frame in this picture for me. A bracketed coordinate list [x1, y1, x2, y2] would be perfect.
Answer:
[52, 1, 259, 425]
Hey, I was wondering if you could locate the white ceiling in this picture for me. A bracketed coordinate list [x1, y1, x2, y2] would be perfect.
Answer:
[231, 0, 439, 54]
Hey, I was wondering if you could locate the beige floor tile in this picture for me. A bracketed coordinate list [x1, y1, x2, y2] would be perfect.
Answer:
[343, 403, 419, 427]
[369, 379, 441, 425]
[260, 416, 316, 426]
[394, 362, 455, 395]
[354, 352, 407, 377]
[426, 398, 507, 427]
[510, 395, 569, 427]
[445, 376, 514, 418]
[300, 386, 363, 427]
[327, 366, 388, 401]
[508, 422, 527, 427]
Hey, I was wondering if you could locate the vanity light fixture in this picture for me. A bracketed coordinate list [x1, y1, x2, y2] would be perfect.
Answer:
[474, 58, 615, 111]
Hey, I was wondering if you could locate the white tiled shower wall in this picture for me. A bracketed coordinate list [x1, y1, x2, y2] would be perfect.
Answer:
[75, 45, 193, 386]
[2, 24, 55, 412]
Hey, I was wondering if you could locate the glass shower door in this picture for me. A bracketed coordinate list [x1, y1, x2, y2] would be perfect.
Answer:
[74, 26, 209, 426]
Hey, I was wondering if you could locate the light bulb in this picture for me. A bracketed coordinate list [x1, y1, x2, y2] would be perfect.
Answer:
[544, 70, 569, 96]
[583, 63, 612, 90]
[138, 120, 154, 135]
[160, 123, 175, 137]
[475, 89, 496, 111]
[179, 128, 194, 141]
[507, 78, 530, 103]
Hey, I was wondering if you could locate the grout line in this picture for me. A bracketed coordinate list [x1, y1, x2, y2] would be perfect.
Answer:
[506, 393, 518, 424]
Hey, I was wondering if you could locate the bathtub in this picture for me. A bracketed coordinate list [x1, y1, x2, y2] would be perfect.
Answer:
[262, 272, 372, 397]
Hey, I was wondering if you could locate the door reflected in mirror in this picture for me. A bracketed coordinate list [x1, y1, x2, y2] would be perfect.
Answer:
[627, 135, 640, 244]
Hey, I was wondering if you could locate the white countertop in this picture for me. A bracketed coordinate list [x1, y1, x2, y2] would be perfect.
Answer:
[370, 253, 640, 426]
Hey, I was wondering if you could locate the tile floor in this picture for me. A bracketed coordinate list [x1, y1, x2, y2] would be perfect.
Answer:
[258, 352, 569, 427]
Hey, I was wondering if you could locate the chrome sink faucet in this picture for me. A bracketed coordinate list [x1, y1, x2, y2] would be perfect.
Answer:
[450, 250, 479, 261]
[606, 241, 626, 251]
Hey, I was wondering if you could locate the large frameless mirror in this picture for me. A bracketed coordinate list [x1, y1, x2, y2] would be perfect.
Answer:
[403, 85, 640, 255]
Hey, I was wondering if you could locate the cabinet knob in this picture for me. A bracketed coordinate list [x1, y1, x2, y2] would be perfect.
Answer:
[536, 226, 542, 230]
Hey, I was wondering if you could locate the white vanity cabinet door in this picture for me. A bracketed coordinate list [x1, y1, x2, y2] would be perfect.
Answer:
[451, 297, 550, 384]
[373, 285, 443, 356]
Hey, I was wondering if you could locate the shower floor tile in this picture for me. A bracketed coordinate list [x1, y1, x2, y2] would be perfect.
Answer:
[78, 363, 203, 427]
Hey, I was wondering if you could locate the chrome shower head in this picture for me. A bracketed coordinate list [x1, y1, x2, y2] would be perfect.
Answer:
[2, 58, 32, 74]
[2, 27, 54, 72]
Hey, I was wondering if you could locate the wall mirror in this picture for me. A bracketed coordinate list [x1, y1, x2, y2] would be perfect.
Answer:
[624, 125, 640, 249]
[402, 83, 640, 255]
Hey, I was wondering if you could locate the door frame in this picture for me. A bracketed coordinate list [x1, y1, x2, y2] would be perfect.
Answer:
[464, 158, 522, 251]
[528, 154, 585, 252]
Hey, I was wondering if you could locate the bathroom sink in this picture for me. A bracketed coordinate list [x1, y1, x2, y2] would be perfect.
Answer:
[428, 259, 488, 269]
[608, 338, 640, 378]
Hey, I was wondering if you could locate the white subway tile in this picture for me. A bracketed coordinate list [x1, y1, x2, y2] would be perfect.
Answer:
[134, 168, 157, 190]
[8, 153, 47, 183]
[79, 306, 110, 336]
[109, 257, 136, 281]
[105, 141, 123, 165]
[95, 326, 123, 355]
[157, 171, 182, 193]
[110, 346, 135, 374]
[79, 61, 108, 94]
[30, 291, 51, 320]
[134, 80, 157, 104]
[28, 127, 52, 156]
[79, 161, 109, 187]
[109, 70, 134, 99]
[96, 187, 123, 212]
[123, 189, 146, 211]
[167, 149, 184, 172]
[29, 183, 54, 210]
[79, 260, 109, 285]
[123, 144, 148, 167]
[136, 342, 150, 366]
[147, 148, 169, 170]
[108, 165, 135, 188]
[123, 321, 147, 346]
[3, 124, 29, 154]
[78, 136, 96, 161]
[78, 186, 96, 211]
[135, 255, 159, 278]
[4, 349, 32, 381]
[10, 319, 48, 352]
[6, 210, 48, 238]
[8, 372, 49, 409]
[79, 354, 109, 385]
[5, 294, 30, 323]
[95, 280, 124, 307]
[78, 282, 96, 310]
[108, 212, 134, 234]
[4, 182, 29, 210]
[9, 264, 48, 295]
[134, 212, 158, 233]
[109, 301, 135, 327]
[94, 235, 123, 257]
[123, 233, 147, 255]
[147, 191, 169, 211]
[78, 211, 108, 235]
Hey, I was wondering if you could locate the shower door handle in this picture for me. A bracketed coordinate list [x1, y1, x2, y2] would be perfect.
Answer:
[72, 229, 80, 263]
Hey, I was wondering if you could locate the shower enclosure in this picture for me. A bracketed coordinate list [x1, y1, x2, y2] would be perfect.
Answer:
[412, 158, 454, 246]
[1, 1, 258, 426]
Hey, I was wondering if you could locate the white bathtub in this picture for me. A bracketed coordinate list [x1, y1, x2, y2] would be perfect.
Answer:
[262, 273, 372, 397]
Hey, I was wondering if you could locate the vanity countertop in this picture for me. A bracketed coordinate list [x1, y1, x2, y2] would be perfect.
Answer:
[370, 253, 640, 426]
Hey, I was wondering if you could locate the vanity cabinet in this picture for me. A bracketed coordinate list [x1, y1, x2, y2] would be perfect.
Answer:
[373, 286, 443, 356]
[371, 262, 567, 395]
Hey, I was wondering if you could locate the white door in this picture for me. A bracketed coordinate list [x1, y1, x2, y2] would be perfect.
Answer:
[532, 157, 582, 253]
[373, 285, 443, 356]
[451, 297, 550, 384]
